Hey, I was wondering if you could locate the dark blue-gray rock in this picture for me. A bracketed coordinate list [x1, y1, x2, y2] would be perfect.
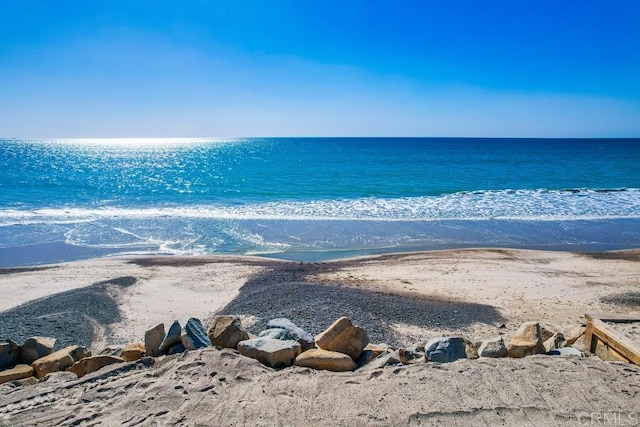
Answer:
[259, 328, 294, 341]
[182, 318, 212, 350]
[159, 321, 182, 353]
[207, 315, 249, 349]
[0, 340, 20, 370]
[547, 347, 583, 357]
[267, 318, 314, 351]
[237, 338, 301, 369]
[478, 336, 508, 358]
[168, 343, 186, 355]
[357, 350, 402, 371]
[425, 337, 468, 363]
[20, 336, 56, 365]
[144, 324, 165, 357]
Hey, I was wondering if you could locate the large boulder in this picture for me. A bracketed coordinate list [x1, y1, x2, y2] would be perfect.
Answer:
[507, 322, 558, 358]
[67, 355, 125, 378]
[121, 342, 145, 361]
[144, 323, 165, 357]
[159, 321, 182, 354]
[0, 340, 20, 370]
[295, 349, 357, 372]
[207, 315, 249, 349]
[182, 318, 212, 350]
[32, 345, 91, 379]
[267, 318, 314, 351]
[237, 338, 301, 369]
[315, 317, 369, 360]
[425, 337, 468, 363]
[0, 364, 34, 385]
[478, 337, 508, 358]
[20, 336, 56, 365]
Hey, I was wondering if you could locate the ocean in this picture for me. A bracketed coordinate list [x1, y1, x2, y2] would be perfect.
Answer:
[1, 137, 639, 267]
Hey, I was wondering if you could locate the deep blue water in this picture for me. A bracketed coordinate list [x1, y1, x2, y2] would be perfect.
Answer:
[1, 137, 639, 266]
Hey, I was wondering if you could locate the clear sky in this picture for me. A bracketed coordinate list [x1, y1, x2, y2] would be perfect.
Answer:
[1, 1, 639, 138]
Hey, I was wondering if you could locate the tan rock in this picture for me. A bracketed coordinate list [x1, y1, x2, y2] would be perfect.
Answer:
[67, 355, 125, 378]
[145, 323, 165, 357]
[121, 342, 145, 361]
[358, 343, 389, 365]
[507, 321, 558, 358]
[20, 336, 56, 365]
[207, 315, 249, 349]
[315, 317, 369, 360]
[32, 345, 91, 379]
[564, 326, 585, 346]
[0, 364, 34, 385]
[237, 338, 301, 369]
[543, 332, 566, 353]
[295, 349, 357, 372]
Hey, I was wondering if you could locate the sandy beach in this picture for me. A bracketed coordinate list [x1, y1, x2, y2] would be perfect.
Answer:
[1, 248, 640, 425]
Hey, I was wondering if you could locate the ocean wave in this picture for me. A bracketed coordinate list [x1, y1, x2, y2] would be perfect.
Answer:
[0, 188, 639, 226]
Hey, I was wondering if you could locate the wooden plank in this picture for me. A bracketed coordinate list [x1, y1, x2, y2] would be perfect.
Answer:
[594, 338, 632, 362]
[585, 312, 640, 323]
[584, 320, 595, 352]
[589, 318, 640, 365]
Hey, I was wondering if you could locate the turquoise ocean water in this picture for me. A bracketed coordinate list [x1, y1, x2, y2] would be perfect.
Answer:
[1, 137, 639, 267]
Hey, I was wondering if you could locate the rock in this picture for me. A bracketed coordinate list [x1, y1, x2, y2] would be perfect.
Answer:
[294, 349, 357, 372]
[237, 338, 301, 369]
[159, 321, 182, 353]
[425, 337, 468, 363]
[478, 337, 508, 358]
[0, 364, 34, 385]
[267, 318, 314, 351]
[358, 350, 402, 371]
[20, 336, 56, 365]
[259, 328, 294, 341]
[507, 321, 558, 358]
[182, 318, 212, 350]
[397, 348, 425, 365]
[357, 343, 389, 366]
[31, 345, 91, 379]
[99, 346, 123, 357]
[121, 342, 145, 361]
[464, 338, 479, 359]
[167, 343, 186, 355]
[67, 355, 125, 378]
[547, 347, 583, 357]
[542, 332, 566, 353]
[315, 317, 369, 360]
[13, 376, 39, 387]
[564, 326, 585, 346]
[144, 323, 165, 357]
[0, 340, 20, 370]
[207, 316, 249, 349]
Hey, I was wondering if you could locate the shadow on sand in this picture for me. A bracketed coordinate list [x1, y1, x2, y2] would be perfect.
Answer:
[0, 276, 137, 348]
[219, 261, 505, 345]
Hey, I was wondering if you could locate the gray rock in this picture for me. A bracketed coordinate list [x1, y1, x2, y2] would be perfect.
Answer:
[144, 324, 165, 357]
[259, 328, 294, 341]
[478, 337, 508, 358]
[0, 340, 20, 370]
[357, 350, 402, 371]
[207, 315, 249, 349]
[182, 318, 212, 350]
[547, 347, 583, 357]
[159, 321, 182, 353]
[267, 318, 314, 351]
[20, 336, 56, 365]
[425, 337, 468, 363]
[237, 337, 301, 369]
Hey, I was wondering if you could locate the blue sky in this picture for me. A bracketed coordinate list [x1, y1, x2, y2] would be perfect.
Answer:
[1, 1, 639, 138]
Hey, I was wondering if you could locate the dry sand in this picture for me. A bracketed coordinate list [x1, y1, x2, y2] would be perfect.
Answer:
[1, 248, 639, 425]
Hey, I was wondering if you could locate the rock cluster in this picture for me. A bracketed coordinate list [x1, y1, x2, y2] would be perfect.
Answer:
[0, 316, 588, 387]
